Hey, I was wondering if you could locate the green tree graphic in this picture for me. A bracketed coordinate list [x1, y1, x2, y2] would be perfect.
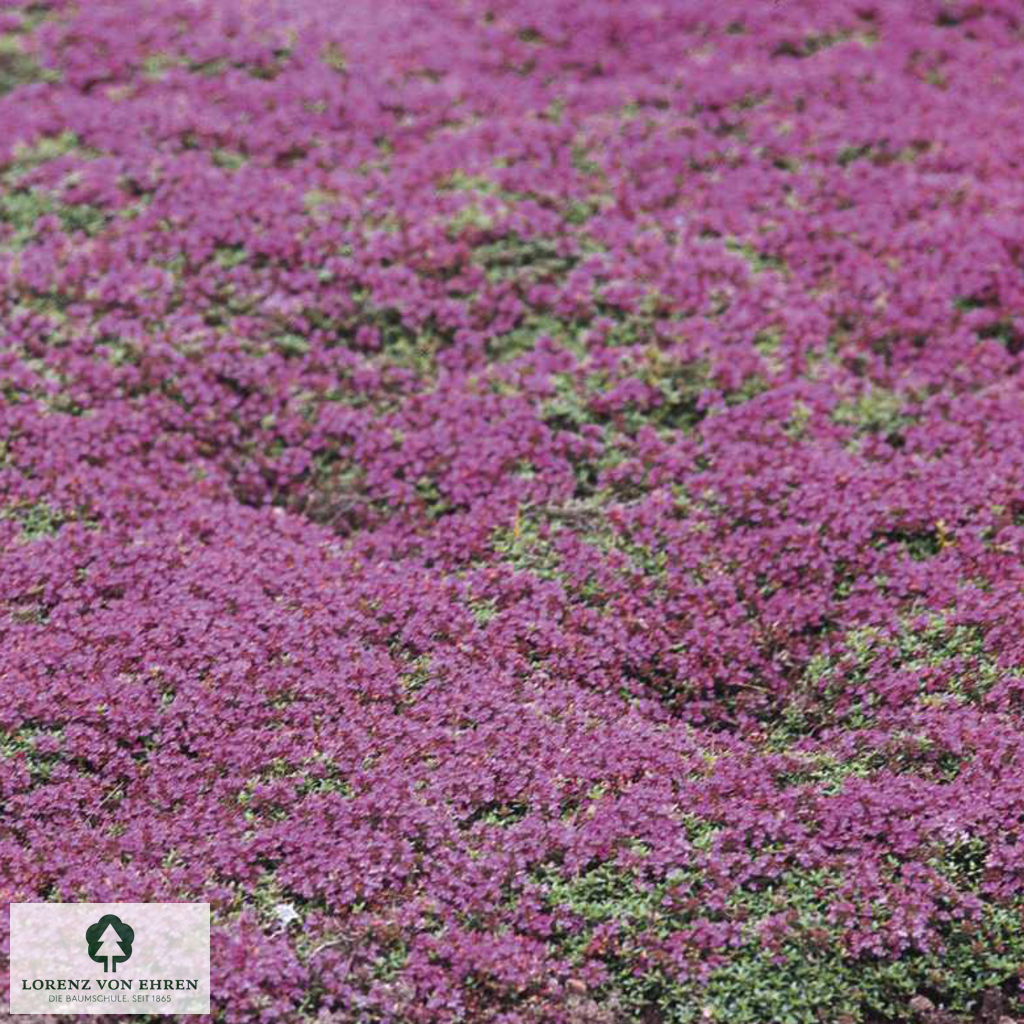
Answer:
[85, 915, 134, 973]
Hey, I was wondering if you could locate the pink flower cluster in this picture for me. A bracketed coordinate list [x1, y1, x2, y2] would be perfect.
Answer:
[4, 0, 1024, 1020]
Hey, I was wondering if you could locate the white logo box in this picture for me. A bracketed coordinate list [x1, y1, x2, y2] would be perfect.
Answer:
[9, 903, 210, 1015]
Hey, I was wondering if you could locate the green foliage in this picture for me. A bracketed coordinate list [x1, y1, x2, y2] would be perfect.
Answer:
[0, 189, 58, 242]
[490, 495, 664, 600]
[537, 863, 851, 1023]
[214, 244, 251, 269]
[883, 525, 943, 561]
[0, 725, 63, 783]
[399, 654, 433, 693]
[369, 322, 439, 377]
[641, 352, 712, 431]
[571, 140, 602, 176]
[274, 333, 312, 357]
[832, 386, 916, 444]
[100, 335, 141, 367]
[771, 746, 881, 794]
[473, 233, 577, 283]
[536, 860, 674, 960]
[0, 187, 108, 247]
[977, 318, 1022, 352]
[837, 143, 875, 167]
[785, 399, 813, 439]
[779, 613, 1006, 739]
[539, 370, 597, 430]
[439, 170, 500, 194]
[415, 476, 453, 519]
[933, 835, 988, 892]
[724, 237, 786, 274]
[580, 517, 668, 580]
[467, 593, 499, 626]
[447, 200, 499, 235]
[467, 800, 530, 828]
[491, 513, 561, 579]
[5, 131, 83, 177]
[538, 858, 1024, 1023]
[211, 148, 248, 170]
[3, 499, 67, 540]
[0, 35, 54, 95]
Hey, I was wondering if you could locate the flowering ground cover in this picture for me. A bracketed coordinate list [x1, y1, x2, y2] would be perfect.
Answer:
[3, 0, 1024, 1021]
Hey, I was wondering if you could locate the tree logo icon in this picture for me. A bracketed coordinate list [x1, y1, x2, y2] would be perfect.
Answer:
[85, 914, 134, 973]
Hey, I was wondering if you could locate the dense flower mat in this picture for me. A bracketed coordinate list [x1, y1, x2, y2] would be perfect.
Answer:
[3, 0, 1024, 1021]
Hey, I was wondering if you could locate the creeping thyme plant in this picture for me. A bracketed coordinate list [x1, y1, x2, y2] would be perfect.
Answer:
[4, 1, 1024, 1021]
